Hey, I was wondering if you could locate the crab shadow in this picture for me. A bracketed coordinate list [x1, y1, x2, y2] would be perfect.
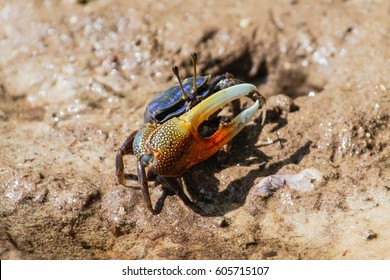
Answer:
[184, 139, 312, 216]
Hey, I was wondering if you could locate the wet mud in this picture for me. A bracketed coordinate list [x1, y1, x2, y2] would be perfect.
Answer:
[0, 0, 389, 259]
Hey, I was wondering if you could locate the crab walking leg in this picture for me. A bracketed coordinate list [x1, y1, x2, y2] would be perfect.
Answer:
[137, 161, 155, 214]
[116, 130, 137, 185]
[162, 177, 199, 211]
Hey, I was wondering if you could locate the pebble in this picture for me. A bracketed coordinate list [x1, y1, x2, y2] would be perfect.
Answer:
[361, 229, 377, 240]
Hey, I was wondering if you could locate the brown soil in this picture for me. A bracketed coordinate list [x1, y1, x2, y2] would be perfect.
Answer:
[0, 0, 389, 260]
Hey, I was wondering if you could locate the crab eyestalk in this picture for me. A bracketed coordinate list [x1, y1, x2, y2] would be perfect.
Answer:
[172, 66, 191, 100]
[190, 52, 198, 94]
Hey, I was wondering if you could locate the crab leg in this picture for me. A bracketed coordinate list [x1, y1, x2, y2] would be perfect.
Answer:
[116, 130, 137, 185]
[137, 161, 155, 214]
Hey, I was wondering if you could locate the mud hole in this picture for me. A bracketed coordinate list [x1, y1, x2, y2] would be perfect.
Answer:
[0, 0, 389, 260]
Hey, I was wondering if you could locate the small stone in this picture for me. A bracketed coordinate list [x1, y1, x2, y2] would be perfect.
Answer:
[265, 94, 298, 120]
[263, 251, 278, 258]
[245, 234, 257, 248]
[214, 217, 229, 228]
[34, 188, 48, 203]
[239, 18, 251, 29]
[361, 229, 377, 240]
[379, 84, 387, 92]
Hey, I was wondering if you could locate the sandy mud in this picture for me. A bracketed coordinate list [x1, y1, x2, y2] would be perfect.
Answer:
[0, 0, 389, 259]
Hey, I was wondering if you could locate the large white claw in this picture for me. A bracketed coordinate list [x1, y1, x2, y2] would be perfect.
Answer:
[183, 83, 259, 127]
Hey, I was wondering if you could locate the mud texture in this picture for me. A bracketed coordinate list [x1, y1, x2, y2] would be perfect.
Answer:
[0, 0, 389, 260]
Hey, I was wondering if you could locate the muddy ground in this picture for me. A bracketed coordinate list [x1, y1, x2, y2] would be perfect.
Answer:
[0, 0, 389, 260]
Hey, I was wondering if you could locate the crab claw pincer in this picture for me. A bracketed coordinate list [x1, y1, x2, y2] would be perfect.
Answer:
[183, 83, 262, 159]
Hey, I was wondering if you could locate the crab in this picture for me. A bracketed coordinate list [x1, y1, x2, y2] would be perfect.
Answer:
[116, 55, 266, 214]
[144, 52, 244, 124]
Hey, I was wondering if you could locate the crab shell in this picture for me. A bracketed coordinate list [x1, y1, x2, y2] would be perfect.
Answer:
[143, 73, 244, 124]
[143, 76, 211, 124]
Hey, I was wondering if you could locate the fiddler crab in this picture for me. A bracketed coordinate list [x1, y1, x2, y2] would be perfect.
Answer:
[116, 52, 266, 214]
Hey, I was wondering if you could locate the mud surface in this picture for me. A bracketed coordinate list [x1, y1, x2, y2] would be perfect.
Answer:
[0, 0, 389, 260]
